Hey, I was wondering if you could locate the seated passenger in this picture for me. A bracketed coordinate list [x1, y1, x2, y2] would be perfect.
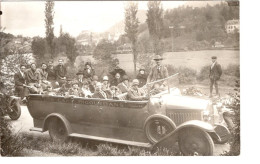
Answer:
[89, 75, 99, 93]
[117, 75, 130, 93]
[110, 86, 122, 98]
[75, 70, 87, 88]
[68, 81, 84, 97]
[25, 63, 41, 93]
[81, 82, 93, 98]
[56, 78, 72, 96]
[128, 79, 148, 101]
[43, 86, 56, 96]
[102, 76, 110, 91]
[14, 64, 29, 101]
[136, 67, 147, 87]
[37, 63, 51, 91]
[110, 73, 122, 87]
[92, 82, 107, 99]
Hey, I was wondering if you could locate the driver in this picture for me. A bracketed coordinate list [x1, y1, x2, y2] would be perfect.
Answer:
[128, 79, 148, 101]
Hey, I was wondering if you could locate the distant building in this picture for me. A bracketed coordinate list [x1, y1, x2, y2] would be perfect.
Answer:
[225, 19, 240, 34]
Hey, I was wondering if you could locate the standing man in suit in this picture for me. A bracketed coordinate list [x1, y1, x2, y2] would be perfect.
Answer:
[147, 55, 169, 88]
[209, 56, 222, 98]
[14, 64, 29, 101]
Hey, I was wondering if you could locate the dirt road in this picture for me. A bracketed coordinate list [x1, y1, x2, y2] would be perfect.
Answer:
[8, 105, 230, 156]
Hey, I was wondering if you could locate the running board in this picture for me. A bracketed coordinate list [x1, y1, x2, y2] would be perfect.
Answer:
[30, 127, 43, 132]
[69, 133, 152, 148]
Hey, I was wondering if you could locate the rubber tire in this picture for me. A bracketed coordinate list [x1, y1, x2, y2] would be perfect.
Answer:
[8, 101, 21, 120]
[48, 117, 68, 142]
[145, 117, 176, 144]
[213, 124, 231, 144]
[178, 128, 214, 156]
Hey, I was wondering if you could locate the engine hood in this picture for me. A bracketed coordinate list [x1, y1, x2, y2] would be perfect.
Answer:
[161, 94, 210, 111]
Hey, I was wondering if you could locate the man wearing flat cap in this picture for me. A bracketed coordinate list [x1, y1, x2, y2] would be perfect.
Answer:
[147, 55, 169, 87]
[209, 56, 222, 98]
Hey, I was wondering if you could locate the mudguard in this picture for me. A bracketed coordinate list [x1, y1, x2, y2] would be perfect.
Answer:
[8, 96, 21, 106]
[152, 120, 215, 150]
[42, 113, 72, 134]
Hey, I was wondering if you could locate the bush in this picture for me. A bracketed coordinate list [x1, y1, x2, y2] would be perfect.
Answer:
[0, 117, 25, 156]
[222, 79, 240, 156]
[166, 65, 197, 84]
[197, 65, 210, 81]
[223, 64, 240, 78]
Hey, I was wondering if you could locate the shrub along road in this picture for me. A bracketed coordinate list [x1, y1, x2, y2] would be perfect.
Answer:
[8, 105, 230, 156]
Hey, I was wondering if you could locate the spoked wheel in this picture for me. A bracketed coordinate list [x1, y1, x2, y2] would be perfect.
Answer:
[178, 128, 214, 156]
[145, 117, 176, 144]
[8, 100, 21, 120]
[48, 117, 68, 142]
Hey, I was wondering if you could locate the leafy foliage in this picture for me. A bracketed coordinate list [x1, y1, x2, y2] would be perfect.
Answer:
[222, 79, 240, 156]
[0, 117, 25, 156]
[125, 2, 139, 75]
[45, 1, 55, 57]
[32, 37, 46, 57]
[146, 1, 164, 55]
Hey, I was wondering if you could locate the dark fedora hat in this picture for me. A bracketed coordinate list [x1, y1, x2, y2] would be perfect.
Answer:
[153, 55, 163, 60]
[211, 56, 217, 59]
[76, 70, 84, 75]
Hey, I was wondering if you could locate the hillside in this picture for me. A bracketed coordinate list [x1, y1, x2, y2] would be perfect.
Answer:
[105, 10, 147, 35]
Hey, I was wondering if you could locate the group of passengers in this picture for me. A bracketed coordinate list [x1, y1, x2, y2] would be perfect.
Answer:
[14, 56, 168, 102]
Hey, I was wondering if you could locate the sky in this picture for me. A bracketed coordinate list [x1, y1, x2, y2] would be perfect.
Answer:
[1, 1, 185, 37]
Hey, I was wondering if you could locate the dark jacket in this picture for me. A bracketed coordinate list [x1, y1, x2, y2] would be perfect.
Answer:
[117, 82, 129, 93]
[47, 66, 56, 80]
[136, 73, 147, 87]
[14, 71, 26, 86]
[25, 69, 39, 83]
[209, 62, 222, 80]
[110, 78, 122, 87]
[127, 87, 146, 101]
[92, 90, 107, 99]
[83, 68, 95, 80]
[147, 65, 169, 83]
[55, 65, 67, 80]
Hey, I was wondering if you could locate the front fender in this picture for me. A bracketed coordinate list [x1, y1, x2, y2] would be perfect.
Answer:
[152, 120, 215, 150]
[42, 113, 72, 134]
[8, 96, 21, 106]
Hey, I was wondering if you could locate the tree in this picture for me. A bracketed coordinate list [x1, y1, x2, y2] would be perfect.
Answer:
[124, 2, 139, 75]
[31, 37, 46, 57]
[55, 33, 78, 63]
[45, 0, 55, 58]
[146, 1, 164, 55]
[93, 39, 116, 64]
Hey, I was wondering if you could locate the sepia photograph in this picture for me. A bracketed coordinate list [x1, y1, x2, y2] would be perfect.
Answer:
[0, 0, 240, 157]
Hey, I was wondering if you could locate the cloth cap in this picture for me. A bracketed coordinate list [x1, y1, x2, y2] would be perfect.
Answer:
[211, 56, 217, 59]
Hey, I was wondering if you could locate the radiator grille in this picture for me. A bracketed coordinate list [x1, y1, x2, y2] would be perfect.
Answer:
[168, 111, 202, 126]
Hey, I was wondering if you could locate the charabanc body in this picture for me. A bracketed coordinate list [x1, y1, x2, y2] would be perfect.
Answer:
[28, 75, 231, 156]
